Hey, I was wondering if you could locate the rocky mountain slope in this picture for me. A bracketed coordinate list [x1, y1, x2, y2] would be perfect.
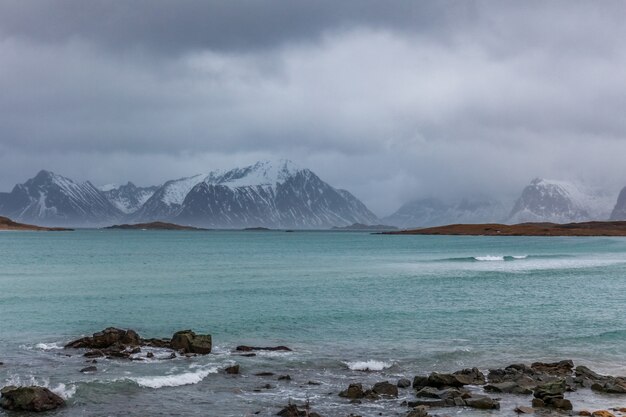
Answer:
[0, 170, 123, 227]
[100, 182, 159, 214]
[610, 187, 626, 220]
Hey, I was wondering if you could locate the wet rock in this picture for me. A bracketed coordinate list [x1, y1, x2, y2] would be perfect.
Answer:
[579, 411, 592, 416]
[239, 353, 257, 357]
[307, 381, 321, 385]
[278, 375, 291, 381]
[484, 381, 533, 395]
[236, 345, 291, 352]
[171, 330, 212, 354]
[339, 383, 365, 399]
[371, 381, 398, 398]
[84, 350, 105, 358]
[397, 378, 412, 388]
[427, 368, 485, 388]
[531, 360, 574, 376]
[514, 406, 535, 414]
[412, 375, 429, 389]
[255, 372, 275, 377]
[453, 368, 486, 385]
[224, 365, 240, 375]
[65, 327, 140, 349]
[533, 380, 570, 409]
[464, 395, 500, 410]
[276, 403, 323, 417]
[407, 399, 446, 408]
[591, 411, 616, 417]
[80, 365, 97, 373]
[415, 387, 466, 400]
[146, 352, 154, 359]
[406, 405, 430, 417]
[0, 386, 65, 412]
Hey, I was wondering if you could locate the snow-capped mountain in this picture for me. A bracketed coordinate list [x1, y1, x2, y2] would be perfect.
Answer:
[508, 178, 614, 223]
[100, 182, 159, 214]
[135, 160, 378, 228]
[175, 161, 379, 228]
[610, 187, 626, 220]
[383, 197, 508, 228]
[0, 170, 123, 226]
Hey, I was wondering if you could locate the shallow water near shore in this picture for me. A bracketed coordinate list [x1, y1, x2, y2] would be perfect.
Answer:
[1, 230, 626, 416]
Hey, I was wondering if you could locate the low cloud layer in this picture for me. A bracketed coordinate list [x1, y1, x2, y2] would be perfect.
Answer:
[1, 1, 625, 215]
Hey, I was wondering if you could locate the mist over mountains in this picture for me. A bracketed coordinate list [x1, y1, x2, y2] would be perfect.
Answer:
[0, 160, 623, 228]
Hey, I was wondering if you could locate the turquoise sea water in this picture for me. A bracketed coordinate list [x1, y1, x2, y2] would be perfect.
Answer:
[1, 230, 626, 416]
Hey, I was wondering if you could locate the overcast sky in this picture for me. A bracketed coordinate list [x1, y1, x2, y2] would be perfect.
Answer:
[1, 1, 625, 216]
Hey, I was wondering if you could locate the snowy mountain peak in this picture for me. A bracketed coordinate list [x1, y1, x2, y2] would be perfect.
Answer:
[210, 159, 301, 188]
[508, 178, 613, 223]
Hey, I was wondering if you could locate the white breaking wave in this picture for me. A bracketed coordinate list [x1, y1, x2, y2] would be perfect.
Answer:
[3, 375, 76, 399]
[345, 360, 393, 371]
[474, 255, 505, 261]
[130, 366, 218, 389]
[35, 342, 63, 350]
[512, 255, 528, 259]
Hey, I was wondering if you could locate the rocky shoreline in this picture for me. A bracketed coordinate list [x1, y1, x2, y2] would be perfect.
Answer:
[2, 328, 626, 416]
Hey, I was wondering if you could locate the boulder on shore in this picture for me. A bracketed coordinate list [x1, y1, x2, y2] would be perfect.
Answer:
[171, 330, 212, 354]
[0, 386, 65, 412]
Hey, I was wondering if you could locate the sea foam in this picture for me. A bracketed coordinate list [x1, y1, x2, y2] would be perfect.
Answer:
[130, 366, 218, 389]
[345, 360, 392, 371]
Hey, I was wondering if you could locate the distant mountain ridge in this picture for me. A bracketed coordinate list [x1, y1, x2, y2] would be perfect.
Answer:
[383, 197, 508, 228]
[507, 178, 614, 223]
[0, 170, 122, 226]
[0, 160, 379, 228]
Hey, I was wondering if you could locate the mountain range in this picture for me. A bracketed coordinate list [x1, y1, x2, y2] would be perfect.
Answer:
[0, 160, 379, 228]
[0, 162, 623, 228]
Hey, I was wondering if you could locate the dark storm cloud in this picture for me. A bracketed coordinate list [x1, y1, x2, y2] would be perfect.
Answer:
[0, 0, 466, 53]
[1, 1, 626, 215]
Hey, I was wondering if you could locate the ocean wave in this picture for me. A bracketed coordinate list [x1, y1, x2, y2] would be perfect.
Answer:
[3, 375, 76, 399]
[344, 360, 393, 371]
[35, 342, 63, 351]
[129, 365, 218, 389]
[474, 255, 528, 261]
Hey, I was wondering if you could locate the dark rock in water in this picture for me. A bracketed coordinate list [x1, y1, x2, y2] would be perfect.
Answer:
[255, 372, 275, 377]
[412, 375, 429, 389]
[307, 381, 321, 385]
[533, 380, 571, 409]
[397, 378, 412, 388]
[534, 380, 566, 399]
[0, 386, 65, 412]
[531, 360, 574, 376]
[65, 327, 140, 349]
[170, 330, 212, 354]
[141, 338, 171, 349]
[464, 395, 500, 409]
[484, 381, 533, 395]
[426, 369, 485, 388]
[239, 353, 257, 357]
[80, 366, 97, 373]
[415, 386, 467, 400]
[278, 375, 291, 381]
[339, 383, 366, 399]
[146, 352, 154, 359]
[84, 350, 105, 358]
[224, 365, 240, 375]
[453, 367, 486, 385]
[406, 399, 446, 408]
[406, 405, 430, 417]
[276, 403, 323, 417]
[515, 406, 535, 414]
[371, 381, 398, 398]
[236, 345, 292, 352]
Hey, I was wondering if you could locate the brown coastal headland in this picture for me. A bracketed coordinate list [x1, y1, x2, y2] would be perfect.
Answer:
[103, 221, 207, 231]
[384, 221, 626, 236]
[0, 216, 72, 231]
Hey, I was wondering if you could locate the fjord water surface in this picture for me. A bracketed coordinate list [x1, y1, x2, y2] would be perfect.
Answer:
[1, 230, 626, 416]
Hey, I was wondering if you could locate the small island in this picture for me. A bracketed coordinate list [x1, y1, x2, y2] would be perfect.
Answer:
[0, 216, 72, 231]
[104, 222, 208, 231]
[383, 221, 626, 236]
